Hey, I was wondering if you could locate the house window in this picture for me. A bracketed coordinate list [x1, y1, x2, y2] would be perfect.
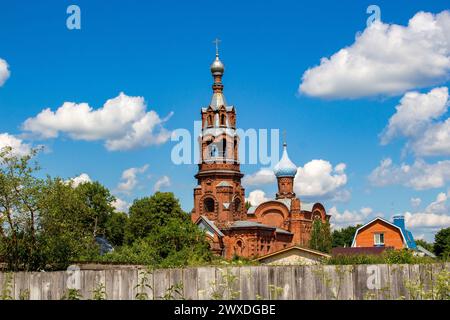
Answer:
[374, 233, 385, 246]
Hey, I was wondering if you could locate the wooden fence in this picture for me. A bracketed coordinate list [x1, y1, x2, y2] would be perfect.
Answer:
[0, 263, 448, 300]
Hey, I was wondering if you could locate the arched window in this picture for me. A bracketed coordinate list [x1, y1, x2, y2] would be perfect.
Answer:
[210, 144, 219, 157]
[208, 115, 213, 126]
[220, 114, 226, 126]
[203, 198, 215, 213]
[234, 198, 241, 213]
[235, 239, 244, 256]
[313, 211, 322, 220]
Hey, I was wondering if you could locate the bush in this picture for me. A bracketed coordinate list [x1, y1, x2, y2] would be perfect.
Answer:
[327, 249, 436, 265]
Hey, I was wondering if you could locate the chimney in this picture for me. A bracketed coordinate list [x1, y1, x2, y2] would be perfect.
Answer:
[393, 215, 405, 230]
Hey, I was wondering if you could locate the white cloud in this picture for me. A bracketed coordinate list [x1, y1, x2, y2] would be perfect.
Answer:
[68, 173, 92, 187]
[412, 118, 450, 156]
[403, 191, 450, 239]
[379, 87, 450, 157]
[411, 197, 422, 208]
[380, 87, 449, 144]
[294, 160, 348, 201]
[116, 164, 149, 194]
[369, 158, 450, 190]
[22, 92, 172, 151]
[0, 133, 31, 156]
[425, 192, 448, 214]
[329, 206, 373, 229]
[112, 198, 130, 213]
[242, 168, 276, 186]
[0, 58, 10, 86]
[405, 211, 450, 229]
[299, 11, 450, 99]
[246, 190, 269, 207]
[153, 176, 171, 192]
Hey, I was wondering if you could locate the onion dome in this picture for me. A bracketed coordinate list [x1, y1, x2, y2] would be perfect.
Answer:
[274, 143, 297, 177]
[210, 54, 225, 75]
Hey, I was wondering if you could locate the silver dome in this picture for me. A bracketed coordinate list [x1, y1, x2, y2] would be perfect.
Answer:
[210, 56, 225, 75]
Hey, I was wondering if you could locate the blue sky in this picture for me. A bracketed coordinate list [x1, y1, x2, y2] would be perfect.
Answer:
[1, 0, 449, 241]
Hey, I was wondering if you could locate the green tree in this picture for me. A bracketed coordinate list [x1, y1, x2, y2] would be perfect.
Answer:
[74, 181, 116, 238]
[332, 224, 361, 248]
[104, 192, 211, 267]
[125, 192, 186, 244]
[309, 219, 332, 253]
[0, 147, 43, 270]
[105, 211, 128, 246]
[0, 147, 102, 271]
[434, 227, 450, 259]
[38, 178, 99, 269]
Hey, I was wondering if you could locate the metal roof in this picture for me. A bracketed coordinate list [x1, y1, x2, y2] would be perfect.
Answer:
[210, 92, 227, 110]
[246, 198, 291, 215]
[230, 220, 274, 229]
[196, 215, 224, 237]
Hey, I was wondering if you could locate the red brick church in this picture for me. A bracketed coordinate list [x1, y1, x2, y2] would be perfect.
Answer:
[191, 48, 330, 260]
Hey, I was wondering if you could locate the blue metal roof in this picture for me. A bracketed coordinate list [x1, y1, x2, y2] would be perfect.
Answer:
[393, 216, 417, 249]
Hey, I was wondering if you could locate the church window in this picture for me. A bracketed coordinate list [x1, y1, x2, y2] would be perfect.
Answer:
[204, 198, 215, 213]
[210, 144, 219, 157]
[220, 114, 226, 126]
[234, 198, 241, 213]
[208, 115, 213, 126]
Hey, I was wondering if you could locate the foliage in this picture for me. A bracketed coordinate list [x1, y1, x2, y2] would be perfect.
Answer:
[135, 269, 153, 300]
[1, 273, 14, 300]
[327, 249, 436, 265]
[309, 219, 332, 253]
[0, 147, 43, 271]
[332, 225, 360, 248]
[61, 288, 83, 300]
[434, 227, 450, 259]
[38, 177, 101, 270]
[105, 211, 128, 246]
[404, 268, 449, 300]
[101, 192, 212, 268]
[268, 284, 284, 300]
[0, 147, 115, 271]
[210, 269, 240, 300]
[73, 181, 116, 238]
[92, 282, 107, 300]
[161, 282, 184, 300]
[125, 192, 187, 244]
[19, 289, 30, 300]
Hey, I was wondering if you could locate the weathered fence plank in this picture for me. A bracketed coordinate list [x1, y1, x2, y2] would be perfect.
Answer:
[216, 267, 240, 300]
[353, 265, 370, 300]
[29, 272, 41, 300]
[14, 272, 29, 300]
[254, 266, 269, 300]
[153, 269, 170, 300]
[389, 264, 409, 300]
[169, 268, 184, 300]
[182, 268, 197, 300]
[197, 267, 216, 300]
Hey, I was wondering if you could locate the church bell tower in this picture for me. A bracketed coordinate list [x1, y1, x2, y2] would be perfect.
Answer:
[191, 40, 245, 227]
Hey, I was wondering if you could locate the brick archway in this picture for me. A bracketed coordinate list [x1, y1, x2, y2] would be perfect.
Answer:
[253, 201, 290, 228]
